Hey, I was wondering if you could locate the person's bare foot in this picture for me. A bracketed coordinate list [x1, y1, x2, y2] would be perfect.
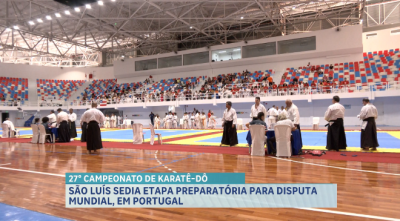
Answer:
[370, 147, 377, 151]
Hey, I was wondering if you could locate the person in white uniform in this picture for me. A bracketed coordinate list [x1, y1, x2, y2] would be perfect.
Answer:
[172, 113, 178, 129]
[154, 115, 160, 129]
[267, 106, 278, 129]
[166, 112, 172, 129]
[195, 111, 200, 129]
[56, 108, 70, 142]
[80, 103, 105, 154]
[47, 110, 57, 127]
[324, 96, 347, 151]
[250, 97, 268, 122]
[285, 99, 302, 147]
[68, 108, 77, 138]
[183, 113, 189, 129]
[266, 113, 297, 155]
[3, 118, 19, 137]
[110, 114, 116, 128]
[190, 113, 195, 129]
[208, 112, 217, 129]
[104, 115, 110, 128]
[220, 101, 238, 146]
[358, 98, 379, 150]
[200, 112, 207, 129]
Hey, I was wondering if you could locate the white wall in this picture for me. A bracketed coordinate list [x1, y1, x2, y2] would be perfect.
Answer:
[113, 25, 363, 79]
[362, 28, 400, 52]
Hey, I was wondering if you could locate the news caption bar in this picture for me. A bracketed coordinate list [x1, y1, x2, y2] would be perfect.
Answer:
[66, 173, 337, 208]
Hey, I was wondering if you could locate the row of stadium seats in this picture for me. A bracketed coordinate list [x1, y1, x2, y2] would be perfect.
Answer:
[37, 79, 86, 101]
[145, 76, 203, 94]
[0, 77, 28, 101]
[281, 49, 400, 91]
[210, 70, 274, 90]
[79, 79, 143, 99]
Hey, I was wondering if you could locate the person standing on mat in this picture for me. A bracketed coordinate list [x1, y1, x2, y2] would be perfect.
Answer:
[68, 108, 77, 139]
[286, 99, 302, 147]
[80, 103, 105, 154]
[324, 96, 347, 151]
[149, 112, 155, 126]
[220, 101, 238, 147]
[56, 108, 70, 142]
[358, 98, 379, 151]
[80, 108, 89, 142]
[250, 97, 267, 121]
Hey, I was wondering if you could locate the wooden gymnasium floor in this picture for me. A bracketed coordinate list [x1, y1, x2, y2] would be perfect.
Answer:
[0, 128, 400, 221]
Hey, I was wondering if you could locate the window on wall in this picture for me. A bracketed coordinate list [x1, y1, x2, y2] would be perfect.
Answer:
[183, 51, 209, 66]
[390, 29, 400, 36]
[242, 42, 276, 58]
[135, 59, 157, 71]
[158, 55, 182, 69]
[211, 47, 241, 62]
[278, 36, 316, 54]
[366, 33, 378, 39]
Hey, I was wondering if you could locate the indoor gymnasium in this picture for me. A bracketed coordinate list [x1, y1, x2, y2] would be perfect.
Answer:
[0, 0, 400, 220]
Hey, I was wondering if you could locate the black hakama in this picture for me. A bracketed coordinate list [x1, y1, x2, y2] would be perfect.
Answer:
[326, 118, 347, 151]
[69, 121, 77, 138]
[296, 124, 303, 148]
[221, 120, 238, 146]
[58, 121, 71, 142]
[81, 122, 87, 142]
[361, 117, 379, 148]
[86, 121, 103, 151]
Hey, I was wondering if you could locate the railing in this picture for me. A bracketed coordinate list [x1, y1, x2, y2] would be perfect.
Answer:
[7, 81, 400, 108]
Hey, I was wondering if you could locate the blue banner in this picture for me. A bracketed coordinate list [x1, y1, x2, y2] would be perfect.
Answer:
[65, 184, 337, 208]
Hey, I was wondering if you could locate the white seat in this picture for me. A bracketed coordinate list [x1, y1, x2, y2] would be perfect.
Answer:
[38, 124, 51, 144]
[249, 125, 266, 156]
[312, 117, 320, 130]
[236, 118, 243, 130]
[31, 124, 40, 143]
[149, 124, 162, 145]
[1, 123, 9, 138]
[132, 123, 143, 144]
[274, 124, 292, 157]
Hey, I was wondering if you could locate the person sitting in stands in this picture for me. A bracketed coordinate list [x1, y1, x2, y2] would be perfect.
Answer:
[329, 64, 334, 69]
[266, 113, 297, 155]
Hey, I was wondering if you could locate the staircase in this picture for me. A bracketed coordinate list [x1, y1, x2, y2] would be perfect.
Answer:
[68, 80, 91, 103]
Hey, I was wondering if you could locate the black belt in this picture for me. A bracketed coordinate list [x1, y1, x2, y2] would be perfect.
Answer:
[363, 117, 375, 121]
[252, 117, 258, 120]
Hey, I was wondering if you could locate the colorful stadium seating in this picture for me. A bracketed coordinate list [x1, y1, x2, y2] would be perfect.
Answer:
[145, 76, 203, 94]
[281, 49, 400, 91]
[0, 77, 28, 101]
[37, 79, 85, 101]
[80, 79, 143, 98]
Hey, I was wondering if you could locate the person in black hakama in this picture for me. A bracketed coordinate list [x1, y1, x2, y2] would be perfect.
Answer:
[358, 98, 379, 150]
[56, 108, 71, 142]
[220, 101, 238, 147]
[68, 108, 77, 138]
[80, 108, 89, 142]
[80, 103, 105, 154]
[324, 96, 347, 151]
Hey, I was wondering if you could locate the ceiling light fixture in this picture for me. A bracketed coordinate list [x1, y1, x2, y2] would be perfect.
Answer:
[75, 7, 80, 12]
[190, 26, 193, 29]
[13, 26, 19, 30]
[37, 18, 43, 23]
[65, 10, 70, 15]
[98, 1, 104, 5]
[28, 21, 35, 25]
[55, 13, 61, 17]
[86, 4, 92, 9]
[46, 15, 52, 20]
[240, 16, 244, 19]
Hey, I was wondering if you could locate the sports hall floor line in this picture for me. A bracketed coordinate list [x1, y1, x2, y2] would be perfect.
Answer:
[295, 208, 400, 221]
[268, 156, 400, 176]
[136, 152, 204, 173]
